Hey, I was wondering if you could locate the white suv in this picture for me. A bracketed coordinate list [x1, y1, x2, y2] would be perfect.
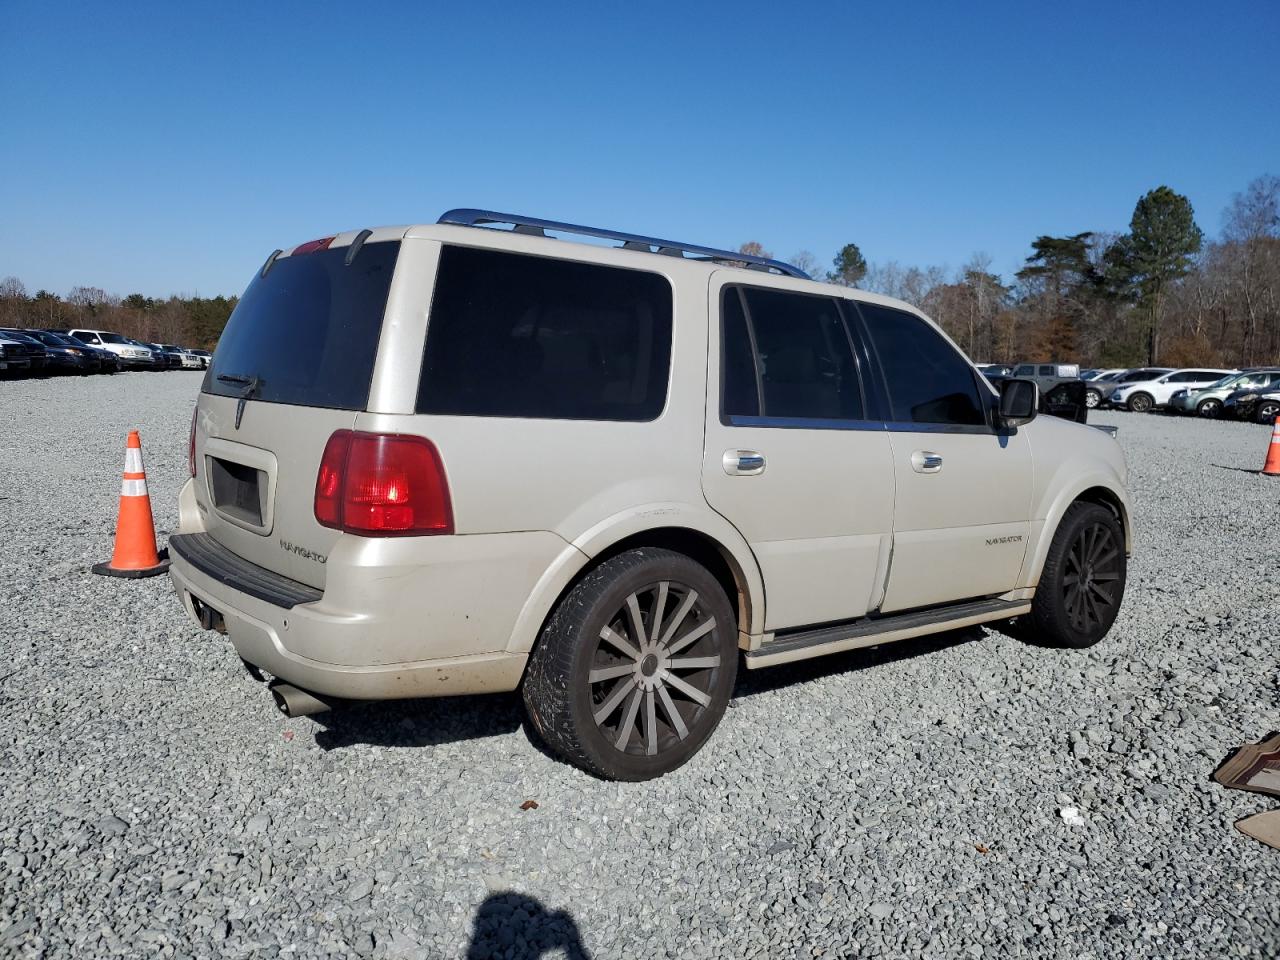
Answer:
[1111, 367, 1237, 412]
[169, 210, 1132, 780]
[67, 328, 157, 368]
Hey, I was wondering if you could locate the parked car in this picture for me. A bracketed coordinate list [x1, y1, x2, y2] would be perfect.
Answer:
[0, 331, 37, 376]
[189, 349, 212, 369]
[171, 345, 206, 369]
[1086, 368, 1175, 409]
[143, 342, 184, 369]
[1084, 368, 1128, 383]
[16, 328, 96, 374]
[169, 209, 1131, 780]
[976, 363, 1015, 378]
[1111, 368, 1237, 413]
[65, 329, 157, 368]
[1224, 384, 1280, 423]
[0, 329, 49, 374]
[1252, 389, 1280, 424]
[1168, 369, 1280, 418]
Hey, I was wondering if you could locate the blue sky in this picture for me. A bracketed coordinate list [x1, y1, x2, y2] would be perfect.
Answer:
[2, 1, 1277, 298]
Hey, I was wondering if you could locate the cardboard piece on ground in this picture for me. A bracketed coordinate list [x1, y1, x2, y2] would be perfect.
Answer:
[1235, 810, 1280, 851]
[1213, 733, 1280, 798]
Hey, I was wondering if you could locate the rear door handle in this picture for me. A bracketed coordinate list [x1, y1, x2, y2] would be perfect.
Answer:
[723, 450, 766, 476]
[911, 450, 943, 474]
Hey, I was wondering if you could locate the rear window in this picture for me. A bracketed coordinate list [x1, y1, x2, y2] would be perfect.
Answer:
[206, 241, 398, 410]
[417, 246, 672, 421]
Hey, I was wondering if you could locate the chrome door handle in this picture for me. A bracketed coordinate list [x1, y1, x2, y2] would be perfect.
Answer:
[723, 450, 766, 476]
[911, 450, 943, 474]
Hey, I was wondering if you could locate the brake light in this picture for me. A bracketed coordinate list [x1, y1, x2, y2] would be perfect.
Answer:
[292, 236, 335, 256]
[314, 431, 453, 536]
[188, 408, 197, 477]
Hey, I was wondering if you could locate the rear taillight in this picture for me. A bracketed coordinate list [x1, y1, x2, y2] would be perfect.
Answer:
[188, 408, 197, 477]
[314, 431, 453, 536]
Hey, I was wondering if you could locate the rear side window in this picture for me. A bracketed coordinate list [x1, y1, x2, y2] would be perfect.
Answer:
[1038, 365, 1054, 376]
[417, 246, 672, 421]
[859, 303, 987, 426]
[721, 286, 864, 422]
[207, 241, 398, 410]
[1014, 364, 1034, 376]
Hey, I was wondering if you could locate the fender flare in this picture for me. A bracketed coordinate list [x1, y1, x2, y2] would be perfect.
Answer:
[1020, 474, 1132, 589]
[503, 502, 765, 654]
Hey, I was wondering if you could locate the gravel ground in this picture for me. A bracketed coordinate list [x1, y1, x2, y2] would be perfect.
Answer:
[1, 372, 1278, 960]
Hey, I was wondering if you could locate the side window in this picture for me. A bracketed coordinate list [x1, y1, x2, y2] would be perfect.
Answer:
[1038, 365, 1055, 376]
[1015, 364, 1035, 376]
[721, 286, 863, 421]
[859, 303, 987, 426]
[721, 289, 759, 418]
[417, 246, 672, 421]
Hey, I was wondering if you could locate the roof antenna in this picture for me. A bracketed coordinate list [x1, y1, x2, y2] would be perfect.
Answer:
[345, 229, 373, 266]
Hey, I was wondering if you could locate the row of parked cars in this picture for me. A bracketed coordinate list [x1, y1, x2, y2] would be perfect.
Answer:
[1079, 366, 1280, 424]
[0, 326, 210, 377]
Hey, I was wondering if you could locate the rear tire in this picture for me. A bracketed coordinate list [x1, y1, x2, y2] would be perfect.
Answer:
[1127, 392, 1153, 413]
[522, 548, 738, 781]
[1023, 502, 1126, 649]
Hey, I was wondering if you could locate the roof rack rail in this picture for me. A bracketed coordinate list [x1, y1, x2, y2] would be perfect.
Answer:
[437, 208, 810, 279]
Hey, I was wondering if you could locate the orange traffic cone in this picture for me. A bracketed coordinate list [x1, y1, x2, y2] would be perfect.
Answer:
[1264, 420, 1280, 477]
[92, 430, 171, 578]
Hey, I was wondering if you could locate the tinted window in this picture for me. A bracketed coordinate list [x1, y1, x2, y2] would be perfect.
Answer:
[733, 287, 863, 420]
[418, 246, 672, 421]
[1015, 365, 1035, 376]
[859, 303, 987, 426]
[1038, 365, 1054, 376]
[207, 241, 398, 411]
[721, 289, 759, 418]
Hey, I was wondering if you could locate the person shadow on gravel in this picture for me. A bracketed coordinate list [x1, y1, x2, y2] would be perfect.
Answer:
[464, 893, 590, 959]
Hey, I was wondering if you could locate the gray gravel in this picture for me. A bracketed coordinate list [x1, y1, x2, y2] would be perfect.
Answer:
[1, 372, 1278, 959]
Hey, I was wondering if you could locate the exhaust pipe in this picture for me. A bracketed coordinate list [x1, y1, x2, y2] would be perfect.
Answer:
[269, 682, 340, 718]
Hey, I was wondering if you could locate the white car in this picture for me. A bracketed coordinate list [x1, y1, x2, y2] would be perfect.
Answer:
[1111, 368, 1238, 412]
[67, 328, 157, 368]
[169, 209, 1132, 780]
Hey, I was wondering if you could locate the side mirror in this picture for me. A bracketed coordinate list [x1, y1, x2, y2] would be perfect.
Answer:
[998, 378, 1039, 428]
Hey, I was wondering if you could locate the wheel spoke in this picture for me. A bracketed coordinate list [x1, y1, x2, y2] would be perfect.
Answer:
[644, 689, 657, 757]
[1087, 581, 1113, 605]
[593, 676, 636, 724]
[651, 582, 669, 644]
[1091, 571, 1121, 582]
[663, 671, 712, 707]
[614, 688, 643, 750]
[666, 617, 716, 656]
[668, 655, 720, 670]
[658, 590, 698, 646]
[656, 683, 689, 740]
[1088, 527, 1109, 565]
[589, 662, 636, 684]
[1063, 573, 1080, 587]
[624, 593, 647, 650]
[599, 624, 641, 661]
[1083, 590, 1102, 628]
[1093, 547, 1120, 569]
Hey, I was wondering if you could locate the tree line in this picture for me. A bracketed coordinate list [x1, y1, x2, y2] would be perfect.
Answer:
[3, 173, 1276, 367]
[744, 173, 1280, 367]
[0, 280, 235, 349]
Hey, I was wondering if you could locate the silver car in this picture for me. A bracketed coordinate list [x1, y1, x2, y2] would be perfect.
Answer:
[1168, 370, 1280, 418]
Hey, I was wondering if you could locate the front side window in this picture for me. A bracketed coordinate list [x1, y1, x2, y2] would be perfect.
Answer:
[418, 246, 672, 421]
[1038, 365, 1055, 376]
[1015, 364, 1035, 376]
[859, 303, 987, 426]
[720, 286, 864, 421]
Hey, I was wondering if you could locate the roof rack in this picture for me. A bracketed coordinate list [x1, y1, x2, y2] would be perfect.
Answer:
[437, 208, 810, 279]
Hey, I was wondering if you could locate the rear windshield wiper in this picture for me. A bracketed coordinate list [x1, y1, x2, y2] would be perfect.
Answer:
[217, 373, 262, 398]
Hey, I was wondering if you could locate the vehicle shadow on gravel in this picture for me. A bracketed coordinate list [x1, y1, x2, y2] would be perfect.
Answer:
[464, 892, 591, 959]
[310, 692, 526, 751]
[311, 627, 991, 753]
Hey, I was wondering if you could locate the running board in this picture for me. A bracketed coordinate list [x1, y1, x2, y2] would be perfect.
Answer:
[744, 597, 1031, 669]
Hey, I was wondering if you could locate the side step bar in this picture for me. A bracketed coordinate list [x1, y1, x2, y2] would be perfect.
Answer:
[744, 597, 1031, 669]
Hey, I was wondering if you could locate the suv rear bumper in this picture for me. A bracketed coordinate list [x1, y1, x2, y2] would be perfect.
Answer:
[170, 542, 528, 700]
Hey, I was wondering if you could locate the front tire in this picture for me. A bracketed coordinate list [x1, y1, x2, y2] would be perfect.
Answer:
[1196, 398, 1222, 418]
[1023, 502, 1126, 649]
[523, 548, 738, 780]
[1084, 389, 1101, 410]
[1256, 400, 1280, 424]
[1126, 392, 1153, 413]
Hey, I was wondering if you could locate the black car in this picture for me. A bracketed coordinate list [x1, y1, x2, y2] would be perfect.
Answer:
[144, 341, 183, 369]
[21, 329, 98, 374]
[0, 329, 49, 375]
